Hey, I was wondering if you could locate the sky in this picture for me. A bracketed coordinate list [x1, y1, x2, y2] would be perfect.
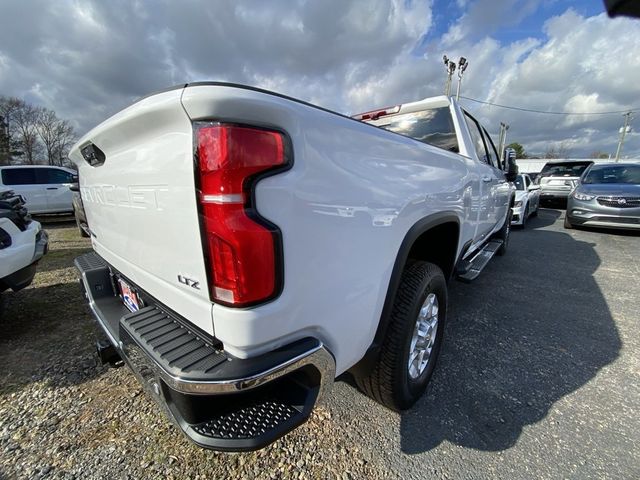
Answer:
[0, 0, 639, 158]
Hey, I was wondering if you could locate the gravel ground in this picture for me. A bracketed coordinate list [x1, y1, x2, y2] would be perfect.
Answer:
[1, 210, 639, 479]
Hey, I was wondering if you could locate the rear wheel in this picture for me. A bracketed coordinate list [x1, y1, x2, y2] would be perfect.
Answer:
[355, 261, 447, 411]
[530, 198, 539, 217]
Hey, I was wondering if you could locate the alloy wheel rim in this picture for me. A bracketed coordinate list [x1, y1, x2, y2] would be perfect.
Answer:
[408, 293, 439, 380]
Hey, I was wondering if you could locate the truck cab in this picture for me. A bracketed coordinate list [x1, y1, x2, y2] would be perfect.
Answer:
[355, 95, 515, 256]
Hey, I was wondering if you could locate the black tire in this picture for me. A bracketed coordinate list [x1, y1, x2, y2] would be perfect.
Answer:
[564, 214, 573, 229]
[521, 203, 528, 228]
[354, 261, 447, 411]
[75, 210, 90, 238]
[530, 199, 539, 217]
[495, 208, 512, 256]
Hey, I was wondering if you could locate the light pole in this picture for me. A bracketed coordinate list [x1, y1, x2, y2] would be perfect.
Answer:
[455, 57, 468, 101]
[614, 112, 633, 162]
[498, 122, 509, 164]
[443, 56, 469, 98]
[443, 55, 456, 96]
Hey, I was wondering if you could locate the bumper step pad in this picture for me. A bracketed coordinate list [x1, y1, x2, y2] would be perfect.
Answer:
[121, 306, 227, 379]
[193, 399, 298, 440]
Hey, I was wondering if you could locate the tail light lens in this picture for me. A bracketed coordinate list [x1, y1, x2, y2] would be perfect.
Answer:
[195, 123, 287, 307]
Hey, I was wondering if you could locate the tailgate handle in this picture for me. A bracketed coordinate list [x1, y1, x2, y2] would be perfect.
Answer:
[80, 142, 106, 167]
[46, 187, 58, 190]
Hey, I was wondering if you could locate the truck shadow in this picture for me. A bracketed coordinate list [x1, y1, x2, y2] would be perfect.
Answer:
[399, 226, 621, 453]
[525, 207, 561, 229]
[32, 214, 76, 227]
[530, 208, 640, 237]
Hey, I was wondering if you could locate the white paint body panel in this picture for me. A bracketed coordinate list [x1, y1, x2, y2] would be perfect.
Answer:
[70, 84, 513, 375]
[0, 218, 40, 279]
[69, 89, 214, 335]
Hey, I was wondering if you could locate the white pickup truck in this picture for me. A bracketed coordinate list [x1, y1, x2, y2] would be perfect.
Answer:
[0, 188, 48, 295]
[71, 83, 516, 451]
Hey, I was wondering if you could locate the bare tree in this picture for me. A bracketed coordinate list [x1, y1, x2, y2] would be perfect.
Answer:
[34, 108, 76, 166]
[0, 96, 24, 165]
[543, 140, 573, 159]
[52, 119, 76, 166]
[2, 96, 76, 166]
[35, 107, 58, 165]
[11, 100, 41, 164]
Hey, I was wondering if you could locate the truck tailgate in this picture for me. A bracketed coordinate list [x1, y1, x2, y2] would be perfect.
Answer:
[69, 87, 214, 335]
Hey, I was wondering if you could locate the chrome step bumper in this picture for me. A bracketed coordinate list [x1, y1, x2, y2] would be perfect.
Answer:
[75, 251, 335, 451]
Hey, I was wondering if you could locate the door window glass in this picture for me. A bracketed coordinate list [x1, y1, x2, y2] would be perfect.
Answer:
[463, 114, 489, 165]
[482, 128, 501, 170]
[1, 168, 37, 185]
[35, 168, 74, 184]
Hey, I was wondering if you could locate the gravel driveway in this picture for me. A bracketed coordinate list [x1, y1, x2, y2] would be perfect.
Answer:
[1, 209, 639, 479]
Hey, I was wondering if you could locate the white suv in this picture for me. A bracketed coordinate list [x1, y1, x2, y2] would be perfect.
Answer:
[0, 165, 76, 214]
[0, 188, 48, 294]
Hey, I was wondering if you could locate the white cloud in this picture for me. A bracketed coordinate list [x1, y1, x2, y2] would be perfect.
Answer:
[0, 0, 638, 158]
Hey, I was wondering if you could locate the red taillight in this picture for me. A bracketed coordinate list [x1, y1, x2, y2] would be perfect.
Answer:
[196, 124, 287, 307]
[352, 105, 400, 121]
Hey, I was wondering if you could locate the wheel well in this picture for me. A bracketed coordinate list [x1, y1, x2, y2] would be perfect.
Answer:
[349, 216, 460, 378]
[406, 222, 459, 280]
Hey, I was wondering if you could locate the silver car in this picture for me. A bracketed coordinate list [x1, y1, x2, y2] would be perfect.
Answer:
[537, 160, 593, 204]
[565, 163, 640, 230]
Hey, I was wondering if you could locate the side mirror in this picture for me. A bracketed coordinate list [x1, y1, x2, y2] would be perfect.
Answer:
[68, 174, 80, 192]
[504, 156, 518, 182]
[528, 184, 540, 191]
[605, 0, 640, 18]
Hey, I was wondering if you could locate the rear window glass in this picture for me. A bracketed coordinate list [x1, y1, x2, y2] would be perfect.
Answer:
[1, 168, 36, 185]
[380, 107, 459, 153]
[540, 162, 592, 177]
[583, 164, 640, 184]
[35, 168, 74, 184]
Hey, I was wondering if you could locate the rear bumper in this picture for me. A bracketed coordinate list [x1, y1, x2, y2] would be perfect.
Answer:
[75, 251, 335, 451]
[0, 229, 49, 292]
[540, 189, 571, 200]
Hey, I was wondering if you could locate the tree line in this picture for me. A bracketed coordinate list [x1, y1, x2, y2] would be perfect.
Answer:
[507, 141, 610, 160]
[0, 96, 76, 167]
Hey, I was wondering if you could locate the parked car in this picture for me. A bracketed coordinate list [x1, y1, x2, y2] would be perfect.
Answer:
[536, 160, 593, 204]
[511, 174, 540, 227]
[0, 188, 49, 295]
[565, 163, 640, 230]
[71, 83, 516, 451]
[0, 165, 77, 214]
